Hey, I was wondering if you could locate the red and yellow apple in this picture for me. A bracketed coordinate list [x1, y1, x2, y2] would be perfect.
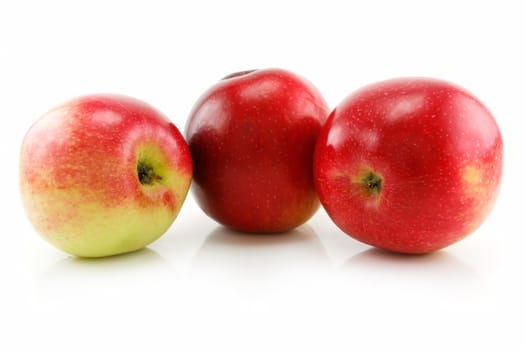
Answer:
[314, 78, 503, 254]
[20, 94, 192, 257]
[185, 68, 329, 232]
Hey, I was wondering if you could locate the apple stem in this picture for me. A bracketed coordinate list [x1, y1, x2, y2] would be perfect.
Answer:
[363, 172, 382, 195]
[221, 70, 257, 80]
[137, 161, 162, 185]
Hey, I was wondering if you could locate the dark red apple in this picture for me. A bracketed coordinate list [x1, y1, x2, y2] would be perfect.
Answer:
[314, 78, 503, 254]
[185, 68, 329, 232]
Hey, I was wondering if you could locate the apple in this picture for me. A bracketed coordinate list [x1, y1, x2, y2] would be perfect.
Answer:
[20, 94, 192, 257]
[314, 78, 503, 254]
[185, 68, 329, 232]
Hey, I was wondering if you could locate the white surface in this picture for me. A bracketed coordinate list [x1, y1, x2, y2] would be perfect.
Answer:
[1, 1, 524, 349]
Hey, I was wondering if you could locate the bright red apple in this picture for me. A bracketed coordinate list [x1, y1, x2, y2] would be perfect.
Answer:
[185, 68, 329, 232]
[314, 78, 503, 254]
[20, 94, 193, 257]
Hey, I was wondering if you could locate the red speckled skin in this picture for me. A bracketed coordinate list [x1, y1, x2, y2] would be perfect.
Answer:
[186, 69, 329, 232]
[21, 95, 192, 208]
[20, 95, 192, 256]
[314, 78, 503, 253]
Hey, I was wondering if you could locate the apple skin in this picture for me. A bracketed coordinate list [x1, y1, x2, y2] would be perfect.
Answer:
[185, 68, 329, 232]
[20, 94, 192, 257]
[314, 78, 503, 254]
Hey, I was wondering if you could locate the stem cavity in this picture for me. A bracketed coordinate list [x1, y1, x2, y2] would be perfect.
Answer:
[137, 161, 162, 185]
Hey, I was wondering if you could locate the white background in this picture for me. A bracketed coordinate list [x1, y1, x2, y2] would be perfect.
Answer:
[1, 1, 524, 349]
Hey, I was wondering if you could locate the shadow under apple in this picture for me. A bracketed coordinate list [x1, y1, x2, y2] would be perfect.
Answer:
[38, 248, 175, 301]
[187, 224, 332, 297]
[337, 247, 484, 312]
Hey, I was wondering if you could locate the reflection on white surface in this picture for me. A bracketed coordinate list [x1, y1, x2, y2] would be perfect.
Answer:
[42, 247, 169, 276]
[345, 247, 480, 278]
[187, 224, 331, 298]
[191, 224, 329, 267]
[341, 248, 483, 309]
[36, 248, 176, 305]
